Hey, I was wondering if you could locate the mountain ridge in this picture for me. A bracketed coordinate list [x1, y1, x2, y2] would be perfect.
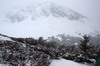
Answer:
[6, 2, 86, 23]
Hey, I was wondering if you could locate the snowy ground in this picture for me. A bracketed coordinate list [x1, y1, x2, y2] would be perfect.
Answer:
[0, 35, 12, 41]
[0, 64, 8, 66]
[0, 59, 92, 66]
[50, 59, 90, 66]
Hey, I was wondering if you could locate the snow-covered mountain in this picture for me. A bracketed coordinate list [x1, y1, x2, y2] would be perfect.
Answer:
[6, 2, 86, 23]
[0, 2, 96, 38]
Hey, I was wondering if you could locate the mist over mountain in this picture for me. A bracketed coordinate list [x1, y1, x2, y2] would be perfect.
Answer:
[0, 2, 99, 45]
[6, 2, 86, 23]
[47, 33, 100, 46]
[0, 1, 98, 38]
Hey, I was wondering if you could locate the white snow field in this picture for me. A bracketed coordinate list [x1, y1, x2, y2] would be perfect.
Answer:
[50, 59, 89, 66]
[0, 59, 91, 66]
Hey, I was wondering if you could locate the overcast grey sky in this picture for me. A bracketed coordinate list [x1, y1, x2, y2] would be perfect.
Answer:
[57, 0, 100, 30]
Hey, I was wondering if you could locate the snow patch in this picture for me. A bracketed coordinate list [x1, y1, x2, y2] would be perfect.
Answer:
[50, 59, 89, 66]
[0, 64, 8, 66]
[0, 36, 12, 41]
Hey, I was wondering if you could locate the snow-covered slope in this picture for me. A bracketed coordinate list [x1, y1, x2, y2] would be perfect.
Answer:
[6, 2, 86, 23]
[50, 59, 90, 66]
[0, 59, 92, 66]
[0, 34, 12, 41]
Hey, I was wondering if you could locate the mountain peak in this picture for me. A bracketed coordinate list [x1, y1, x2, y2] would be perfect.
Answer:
[6, 2, 86, 23]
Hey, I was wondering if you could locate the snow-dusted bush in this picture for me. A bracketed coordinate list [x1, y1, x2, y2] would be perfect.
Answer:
[0, 34, 99, 66]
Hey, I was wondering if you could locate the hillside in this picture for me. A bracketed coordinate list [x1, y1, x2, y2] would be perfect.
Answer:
[0, 33, 99, 66]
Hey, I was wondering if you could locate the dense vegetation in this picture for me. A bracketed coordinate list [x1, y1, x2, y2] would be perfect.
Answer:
[0, 34, 100, 66]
